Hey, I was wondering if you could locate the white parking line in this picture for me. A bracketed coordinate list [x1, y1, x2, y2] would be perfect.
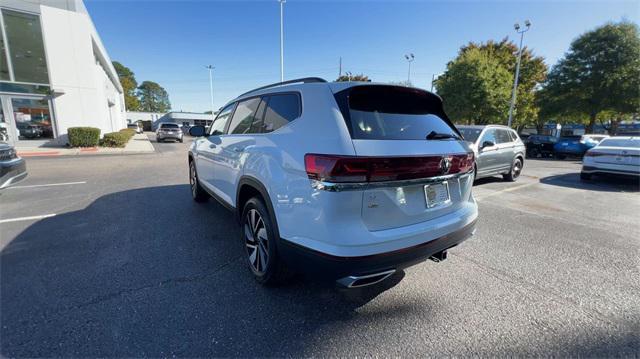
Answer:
[0, 214, 56, 224]
[475, 181, 539, 201]
[7, 181, 86, 189]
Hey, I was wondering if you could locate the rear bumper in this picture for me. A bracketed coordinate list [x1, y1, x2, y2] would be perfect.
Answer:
[157, 132, 183, 140]
[582, 165, 640, 177]
[278, 219, 476, 281]
[0, 158, 27, 189]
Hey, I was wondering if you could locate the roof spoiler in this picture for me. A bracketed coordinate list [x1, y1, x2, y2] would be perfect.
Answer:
[237, 77, 327, 98]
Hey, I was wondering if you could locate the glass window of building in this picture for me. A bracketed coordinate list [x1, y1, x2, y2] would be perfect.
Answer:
[2, 9, 49, 84]
[0, 29, 9, 81]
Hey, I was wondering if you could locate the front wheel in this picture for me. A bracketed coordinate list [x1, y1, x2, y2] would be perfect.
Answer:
[503, 157, 523, 182]
[241, 197, 291, 285]
[189, 160, 209, 202]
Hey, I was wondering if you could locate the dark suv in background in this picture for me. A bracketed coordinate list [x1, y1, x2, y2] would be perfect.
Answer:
[525, 134, 557, 158]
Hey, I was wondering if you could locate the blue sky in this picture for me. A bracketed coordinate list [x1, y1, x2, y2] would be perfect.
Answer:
[85, 0, 638, 113]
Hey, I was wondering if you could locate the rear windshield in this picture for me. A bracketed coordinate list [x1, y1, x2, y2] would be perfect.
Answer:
[598, 138, 640, 148]
[160, 123, 179, 128]
[457, 127, 482, 142]
[337, 86, 459, 140]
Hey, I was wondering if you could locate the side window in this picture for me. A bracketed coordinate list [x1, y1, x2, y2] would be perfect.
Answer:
[250, 97, 268, 134]
[495, 129, 512, 144]
[480, 129, 497, 145]
[209, 103, 235, 135]
[261, 94, 301, 133]
[228, 97, 261, 134]
[509, 130, 519, 142]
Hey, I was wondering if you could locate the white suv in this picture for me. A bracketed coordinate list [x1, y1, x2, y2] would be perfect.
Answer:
[188, 78, 478, 287]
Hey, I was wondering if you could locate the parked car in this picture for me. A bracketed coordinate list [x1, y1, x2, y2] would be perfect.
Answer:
[156, 123, 183, 143]
[553, 135, 601, 159]
[582, 134, 609, 144]
[19, 124, 44, 139]
[581, 137, 640, 180]
[188, 78, 477, 287]
[525, 134, 557, 158]
[457, 125, 526, 182]
[127, 123, 143, 134]
[0, 143, 27, 189]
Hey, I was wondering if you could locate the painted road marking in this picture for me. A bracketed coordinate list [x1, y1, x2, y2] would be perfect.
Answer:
[7, 181, 87, 189]
[475, 181, 539, 201]
[0, 214, 56, 224]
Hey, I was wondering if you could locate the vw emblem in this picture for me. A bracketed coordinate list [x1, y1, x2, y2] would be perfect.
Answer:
[440, 156, 452, 174]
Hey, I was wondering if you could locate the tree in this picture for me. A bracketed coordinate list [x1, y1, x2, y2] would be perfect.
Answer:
[541, 21, 640, 133]
[112, 61, 140, 111]
[436, 39, 547, 127]
[336, 73, 370, 82]
[137, 81, 171, 113]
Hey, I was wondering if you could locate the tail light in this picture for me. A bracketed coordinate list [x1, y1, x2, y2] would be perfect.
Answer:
[304, 153, 474, 183]
[584, 151, 604, 157]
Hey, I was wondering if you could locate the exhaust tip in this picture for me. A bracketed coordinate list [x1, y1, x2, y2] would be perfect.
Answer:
[337, 269, 396, 288]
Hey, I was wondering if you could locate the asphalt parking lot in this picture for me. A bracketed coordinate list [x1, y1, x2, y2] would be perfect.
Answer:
[1, 134, 639, 357]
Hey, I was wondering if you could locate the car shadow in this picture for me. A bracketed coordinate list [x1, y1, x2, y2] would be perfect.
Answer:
[473, 176, 507, 186]
[0, 185, 416, 357]
[539, 172, 639, 193]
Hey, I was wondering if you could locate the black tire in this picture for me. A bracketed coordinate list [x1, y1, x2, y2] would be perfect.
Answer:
[503, 157, 523, 182]
[157, 138, 163, 143]
[179, 138, 184, 143]
[580, 172, 592, 181]
[189, 160, 209, 202]
[241, 197, 291, 285]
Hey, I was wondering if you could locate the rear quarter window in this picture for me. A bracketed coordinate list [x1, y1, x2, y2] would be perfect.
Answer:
[260, 94, 301, 133]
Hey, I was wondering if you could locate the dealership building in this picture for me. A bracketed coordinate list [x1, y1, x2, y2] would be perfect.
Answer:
[0, 0, 125, 147]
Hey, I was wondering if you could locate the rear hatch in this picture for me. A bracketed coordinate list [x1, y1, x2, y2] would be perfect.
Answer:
[333, 85, 474, 231]
[591, 146, 640, 166]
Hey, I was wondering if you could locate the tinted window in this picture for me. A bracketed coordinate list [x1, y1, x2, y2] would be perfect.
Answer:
[480, 129, 497, 145]
[259, 94, 300, 133]
[228, 98, 261, 134]
[509, 131, 519, 142]
[250, 98, 268, 133]
[495, 129, 513, 144]
[458, 127, 483, 143]
[209, 103, 235, 135]
[2, 10, 49, 84]
[598, 138, 640, 148]
[160, 123, 179, 128]
[342, 86, 458, 140]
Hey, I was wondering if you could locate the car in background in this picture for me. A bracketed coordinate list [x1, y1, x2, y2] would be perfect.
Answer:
[525, 134, 557, 158]
[457, 125, 526, 182]
[127, 123, 143, 134]
[582, 134, 609, 144]
[0, 143, 27, 189]
[156, 123, 183, 143]
[554, 135, 591, 159]
[581, 137, 640, 180]
[19, 124, 44, 139]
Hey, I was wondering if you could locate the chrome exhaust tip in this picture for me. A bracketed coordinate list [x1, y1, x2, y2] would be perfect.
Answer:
[337, 269, 396, 288]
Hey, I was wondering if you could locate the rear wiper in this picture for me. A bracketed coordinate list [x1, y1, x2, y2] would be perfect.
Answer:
[425, 131, 460, 140]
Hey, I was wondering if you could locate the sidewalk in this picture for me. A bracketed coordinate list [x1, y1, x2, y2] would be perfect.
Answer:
[16, 133, 155, 157]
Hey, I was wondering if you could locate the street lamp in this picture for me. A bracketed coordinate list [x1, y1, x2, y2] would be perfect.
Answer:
[205, 65, 215, 121]
[278, 0, 286, 82]
[404, 53, 415, 84]
[507, 20, 531, 128]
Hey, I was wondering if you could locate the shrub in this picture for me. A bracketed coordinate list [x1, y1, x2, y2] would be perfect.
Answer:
[68, 127, 100, 147]
[101, 132, 131, 148]
[119, 128, 136, 137]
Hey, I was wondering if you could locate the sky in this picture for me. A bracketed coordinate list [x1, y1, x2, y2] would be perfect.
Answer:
[85, 0, 639, 113]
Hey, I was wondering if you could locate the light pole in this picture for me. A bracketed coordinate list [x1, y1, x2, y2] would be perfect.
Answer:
[205, 65, 215, 121]
[507, 20, 531, 128]
[278, 0, 286, 82]
[404, 53, 414, 84]
[430, 73, 443, 92]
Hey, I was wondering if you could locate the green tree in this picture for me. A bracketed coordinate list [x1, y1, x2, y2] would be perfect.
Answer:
[137, 81, 171, 113]
[336, 73, 370, 82]
[112, 61, 140, 111]
[437, 39, 547, 127]
[541, 21, 640, 133]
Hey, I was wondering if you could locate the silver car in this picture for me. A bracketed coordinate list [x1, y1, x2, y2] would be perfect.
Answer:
[457, 125, 526, 181]
[156, 123, 183, 143]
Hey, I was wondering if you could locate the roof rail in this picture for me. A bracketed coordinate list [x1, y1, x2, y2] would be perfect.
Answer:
[237, 77, 327, 98]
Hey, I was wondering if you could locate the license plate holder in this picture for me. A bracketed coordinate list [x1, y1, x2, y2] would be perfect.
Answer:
[424, 181, 451, 209]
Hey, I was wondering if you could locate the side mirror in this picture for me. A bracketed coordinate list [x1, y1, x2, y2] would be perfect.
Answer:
[481, 140, 495, 150]
[189, 125, 206, 137]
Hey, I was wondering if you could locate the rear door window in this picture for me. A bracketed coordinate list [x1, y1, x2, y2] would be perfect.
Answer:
[338, 85, 458, 140]
[228, 97, 261, 134]
[260, 94, 301, 133]
[495, 129, 513, 144]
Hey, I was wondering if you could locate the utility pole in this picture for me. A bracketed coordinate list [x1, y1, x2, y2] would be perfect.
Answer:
[507, 20, 531, 128]
[430, 73, 436, 92]
[404, 53, 415, 84]
[278, 0, 286, 82]
[205, 65, 215, 121]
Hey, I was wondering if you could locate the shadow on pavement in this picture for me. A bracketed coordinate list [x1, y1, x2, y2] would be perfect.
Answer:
[539, 172, 639, 193]
[1, 185, 411, 357]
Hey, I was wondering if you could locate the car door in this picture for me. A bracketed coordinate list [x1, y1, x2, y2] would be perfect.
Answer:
[194, 103, 235, 196]
[476, 128, 500, 175]
[212, 97, 264, 206]
[495, 129, 515, 172]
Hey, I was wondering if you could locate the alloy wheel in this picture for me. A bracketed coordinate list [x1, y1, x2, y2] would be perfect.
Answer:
[190, 163, 197, 197]
[244, 209, 269, 274]
[513, 160, 522, 179]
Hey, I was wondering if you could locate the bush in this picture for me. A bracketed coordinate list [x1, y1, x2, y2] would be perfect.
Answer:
[119, 128, 136, 138]
[101, 132, 131, 148]
[68, 127, 100, 147]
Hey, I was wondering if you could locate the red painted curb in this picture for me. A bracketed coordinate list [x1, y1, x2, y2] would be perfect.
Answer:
[18, 151, 61, 157]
